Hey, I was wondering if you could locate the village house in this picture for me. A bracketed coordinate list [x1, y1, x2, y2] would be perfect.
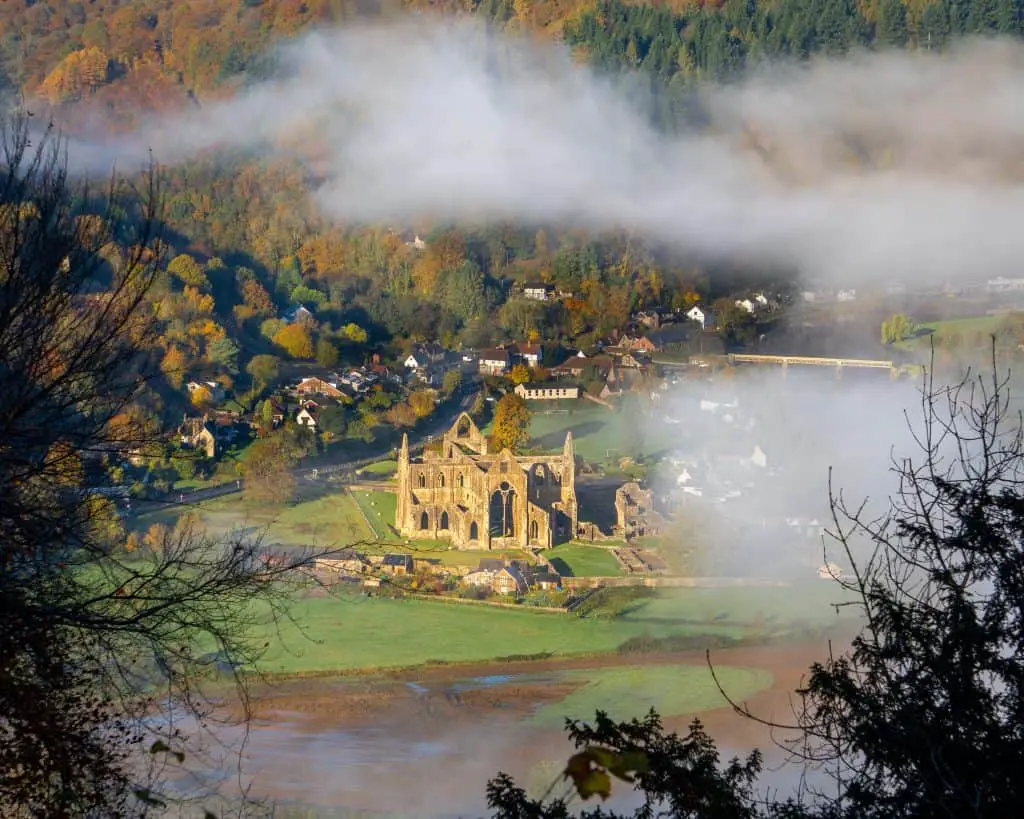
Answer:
[381, 553, 414, 575]
[523, 282, 553, 301]
[296, 375, 346, 400]
[837, 289, 858, 303]
[186, 380, 226, 403]
[532, 571, 562, 591]
[514, 342, 542, 367]
[478, 346, 511, 376]
[178, 415, 217, 458]
[735, 293, 769, 314]
[621, 335, 660, 354]
[686, 305, 716, 330]
[282, 304, 314, 324]
[493, 564, 529, 595]
[314, 550, 369, 576]
[514, 383, 582, 401]
[296, 405, 318, 429]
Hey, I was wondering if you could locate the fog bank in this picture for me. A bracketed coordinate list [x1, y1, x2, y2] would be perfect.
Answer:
[66, 20, 1024, 286]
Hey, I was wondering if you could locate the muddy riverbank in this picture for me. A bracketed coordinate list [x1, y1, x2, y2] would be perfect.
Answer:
[213, 641, 834, 815]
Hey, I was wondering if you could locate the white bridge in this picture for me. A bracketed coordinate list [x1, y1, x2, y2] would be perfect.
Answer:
[727, 353, 895, 371]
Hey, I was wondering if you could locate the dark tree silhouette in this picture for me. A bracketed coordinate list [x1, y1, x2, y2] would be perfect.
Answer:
[488, 353, 1024, 818]
[0, 113, 316, 817]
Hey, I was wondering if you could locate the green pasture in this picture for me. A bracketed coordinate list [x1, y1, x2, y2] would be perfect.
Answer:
[545, 543, 621, 577]
[132, 491, 373, 549]
[358, 460, 398, 478]
[524, 404, 680, 465]
[246, 581, 854, 675]
[529, 664, 774, 727]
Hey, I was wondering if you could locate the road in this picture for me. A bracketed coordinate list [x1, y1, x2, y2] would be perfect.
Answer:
[131, 386, 480, 514]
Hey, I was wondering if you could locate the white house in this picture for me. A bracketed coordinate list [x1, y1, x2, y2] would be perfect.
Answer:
[523, 283, 553, 301]
[296, 406, 318, 429]
[478, 346, 511, 375]
[686, 305, 716, 330]
[837, 289, 858, 303]
[734, 293, 769, 314]
[514, 383, 581, 401]
[514, 342, 541, 367]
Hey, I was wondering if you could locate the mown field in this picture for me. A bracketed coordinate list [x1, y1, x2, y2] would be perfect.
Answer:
[246, 583, 856, 675]
[545, 543, 621, 577]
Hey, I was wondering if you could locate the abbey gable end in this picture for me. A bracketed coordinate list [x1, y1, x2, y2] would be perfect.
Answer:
[395, 413, 578, 549]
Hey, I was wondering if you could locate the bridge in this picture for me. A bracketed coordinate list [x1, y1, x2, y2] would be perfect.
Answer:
[656, 353, 906, 378]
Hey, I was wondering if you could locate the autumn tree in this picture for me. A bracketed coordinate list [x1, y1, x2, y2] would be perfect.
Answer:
[316, 337, 339, 369]
[409, 389, 437, 419]
[239, 429, 301, 502]
[160, 344, 187, 390]
[491, 393, 532, 452]
[166, 253, 210, 289]
[509, 363, 532, 385]
[39, 47, 110, 103]
[0, 114, 316, 817]
[207, 336, 239, 374]
[246, 353, 280, 397]
[882, 313, 916, 345]
[273, 322, 314, 359]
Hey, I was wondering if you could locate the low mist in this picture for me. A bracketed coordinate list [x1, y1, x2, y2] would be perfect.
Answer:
[65, 19, 1024, 287]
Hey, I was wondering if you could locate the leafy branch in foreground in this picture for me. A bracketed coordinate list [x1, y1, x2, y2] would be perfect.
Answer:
[0, 112, 329, 817]
[490, 349, 1024, 818]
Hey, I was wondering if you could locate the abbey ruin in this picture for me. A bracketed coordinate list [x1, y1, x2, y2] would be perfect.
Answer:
[395, 413, 578, 549]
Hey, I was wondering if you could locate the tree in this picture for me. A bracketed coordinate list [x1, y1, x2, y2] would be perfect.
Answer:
[166, 253, 210, 289]
[340, 322, 368, 344]
[238, 431, 300, 502]
[509, 363, 532, 385]
[0, 114, 314, 816]
[206, 335, 239, 374]
[160, 344, 187, 390]
[246, 353, 280, 397]
[491, 393, 532, 452]
[409, 389, 437, 418]
[881, 312, 916, 345]
[489, 356, 1024, 818]
[273, 322, 314, 358]
[316, 337, 339, 369]
[442, 368, 463, 397]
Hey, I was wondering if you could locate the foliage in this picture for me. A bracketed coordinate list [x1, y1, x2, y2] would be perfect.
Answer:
[245, 353, 279, 395]
[491, 359, 1024, 817]
[509, 363, 532, 385]
[206, 335, 239, 374]
[315, 337, 339, 369]
[491, 393, 532, 452]
[238, 427, 304, 501]
[272, 322, 314, 359]
[0, 115, 315, 817]
[881, 312, 916, 345]
[408, 389, 437, 418]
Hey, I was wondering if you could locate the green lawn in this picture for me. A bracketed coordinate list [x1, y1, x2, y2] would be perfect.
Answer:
[250, 594, 762, 675]
[529, 664, 774, 727]
[132, 491, 374, 549]
[621, 585, 858, 630]
[358, 460, 398, 478]
[546, 543, 621, 577]
[349, 489, 399, 541]
[895, 315, 1004, 353]
[245, 582, 853, 675]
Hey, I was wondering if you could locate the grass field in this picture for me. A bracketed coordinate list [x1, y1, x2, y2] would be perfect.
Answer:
[895, 315, 1004, 353]
[523, 404, 681, 465]
[132, 491, 374, 549]
[529, 664, 774, 727]
[545, 543, 621, 577]
[358, 460, 398, 478]
[245, 582, 854, 675]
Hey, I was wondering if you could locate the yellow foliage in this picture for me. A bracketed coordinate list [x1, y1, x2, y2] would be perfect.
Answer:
[40, 47, 110, 103]
[272, 323, 314, 359]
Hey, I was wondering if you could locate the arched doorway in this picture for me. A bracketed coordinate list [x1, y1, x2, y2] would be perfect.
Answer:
[489, 482, 517, 538]
[456, 473, 464, 488]
[417, 473, 425, 488]
[529, 520, 539, 541]
[419, 511, 428, 530]
[440, 511, 449, 530]
[469, 521, 479, 541]
[437, 473, 445, 488]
